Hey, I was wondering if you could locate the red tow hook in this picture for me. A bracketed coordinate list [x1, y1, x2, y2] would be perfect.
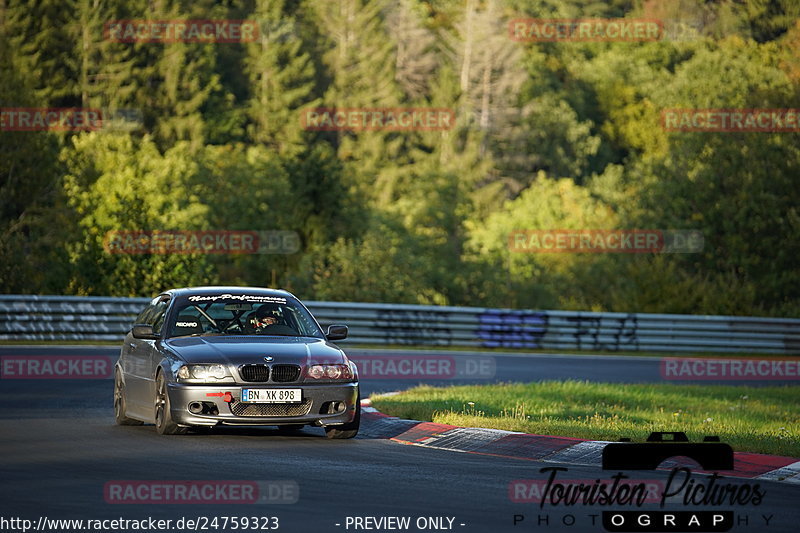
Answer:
[206, 391, 234, 403]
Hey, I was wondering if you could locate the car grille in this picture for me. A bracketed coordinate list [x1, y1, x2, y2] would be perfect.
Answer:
[240, 364, 270, 382]
[229, 398, 312, 417]
[271, 364, 301, 382]
[238, 364, 301, 383]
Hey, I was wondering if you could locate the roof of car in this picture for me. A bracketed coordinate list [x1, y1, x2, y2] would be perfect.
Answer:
[164, 286, 296, 299]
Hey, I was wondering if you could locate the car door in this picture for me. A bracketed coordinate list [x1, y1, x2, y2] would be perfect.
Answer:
[125, 295, 169, 419]
[144, 295, 171, 400]
[120, 299, 155, 416]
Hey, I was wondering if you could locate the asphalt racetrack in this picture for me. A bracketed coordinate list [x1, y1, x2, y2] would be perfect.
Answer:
[1, 345, 798, 532]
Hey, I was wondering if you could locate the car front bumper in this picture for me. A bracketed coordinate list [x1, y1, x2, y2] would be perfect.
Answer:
[166, 381, 358, 427]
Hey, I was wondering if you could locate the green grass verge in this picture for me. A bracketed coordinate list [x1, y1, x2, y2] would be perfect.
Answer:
[370, 381, 800, 457]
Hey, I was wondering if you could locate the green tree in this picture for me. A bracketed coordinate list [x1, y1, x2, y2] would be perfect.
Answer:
[0, 41, 68, 292]
[466, 175, 619, 309]
[631, 38, 800, 315]
[244, 0, 319, 154]
[61, 133, 216, 295]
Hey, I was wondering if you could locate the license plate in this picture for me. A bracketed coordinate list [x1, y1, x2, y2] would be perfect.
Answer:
[241, 388, 301, 403]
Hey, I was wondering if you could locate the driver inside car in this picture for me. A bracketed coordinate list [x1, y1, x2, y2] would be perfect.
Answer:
[247, 303, 283, 333]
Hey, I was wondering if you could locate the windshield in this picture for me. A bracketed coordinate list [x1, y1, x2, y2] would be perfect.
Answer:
[167, 295, 323, 339]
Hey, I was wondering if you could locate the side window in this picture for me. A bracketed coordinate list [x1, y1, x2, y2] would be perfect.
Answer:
[150, 297, 170, 334]
[134, 297, 160, 325]
[135, 305, 153, 325]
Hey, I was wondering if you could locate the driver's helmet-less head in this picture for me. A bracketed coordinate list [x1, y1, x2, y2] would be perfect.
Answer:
[250, 303, 282, 329]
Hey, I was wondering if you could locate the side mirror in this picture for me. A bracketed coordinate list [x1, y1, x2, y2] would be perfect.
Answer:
[326, 324, 348, 341]
[131, 323, 158, 340]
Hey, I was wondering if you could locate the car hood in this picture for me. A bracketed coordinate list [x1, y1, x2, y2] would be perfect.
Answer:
[162, 336, 347, 366]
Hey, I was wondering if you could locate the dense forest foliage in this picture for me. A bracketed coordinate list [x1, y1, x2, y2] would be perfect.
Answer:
[1, 0, 799, 316]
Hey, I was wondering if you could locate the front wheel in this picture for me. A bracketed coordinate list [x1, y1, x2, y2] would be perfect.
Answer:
[154, 372, 187, 435]
[324, 393, 360, 439]
[114, 369, 143, 426]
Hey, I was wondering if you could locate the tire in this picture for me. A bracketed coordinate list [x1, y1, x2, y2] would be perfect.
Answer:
[114, 369, 143, 426]
[324, 392, 360, 439]
[154, 371, 187, 435]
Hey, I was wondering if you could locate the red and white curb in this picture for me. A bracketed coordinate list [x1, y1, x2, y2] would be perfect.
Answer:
[360, 399, 800, 485]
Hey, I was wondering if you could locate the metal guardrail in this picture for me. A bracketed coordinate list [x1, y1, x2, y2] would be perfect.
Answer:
[1, 295, 799, 354]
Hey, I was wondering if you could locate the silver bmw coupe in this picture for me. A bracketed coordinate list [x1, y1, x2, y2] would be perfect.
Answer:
[113, 287, 360, 438]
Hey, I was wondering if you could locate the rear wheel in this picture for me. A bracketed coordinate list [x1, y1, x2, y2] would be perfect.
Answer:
[114, 370, 142, 426]
[324, 392, 360, 439]
[154, 372, 187, 435]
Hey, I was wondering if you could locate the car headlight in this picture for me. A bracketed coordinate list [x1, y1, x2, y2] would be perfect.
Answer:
[306, 364, 353, 381]
[177, 364, 233, 383]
